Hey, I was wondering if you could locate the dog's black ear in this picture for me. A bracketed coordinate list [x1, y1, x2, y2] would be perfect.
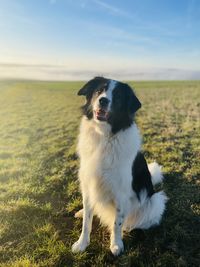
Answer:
[126, 84, 141, 114]
[77, 79, 95, 96]
[77, 77, 104, 96]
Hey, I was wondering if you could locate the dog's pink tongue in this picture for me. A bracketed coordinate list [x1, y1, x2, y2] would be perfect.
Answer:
[96, 109, 107, 120]
[97, 110, 105, 116]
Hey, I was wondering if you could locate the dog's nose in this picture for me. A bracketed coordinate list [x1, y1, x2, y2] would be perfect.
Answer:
[99, 97, 109, 107]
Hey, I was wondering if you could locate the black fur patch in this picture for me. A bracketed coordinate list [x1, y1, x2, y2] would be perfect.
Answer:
[107, 83, 141, 134]
[132, 152, 154, 200]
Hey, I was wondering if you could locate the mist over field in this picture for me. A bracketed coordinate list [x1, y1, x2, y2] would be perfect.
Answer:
[1, 63, 200, 81]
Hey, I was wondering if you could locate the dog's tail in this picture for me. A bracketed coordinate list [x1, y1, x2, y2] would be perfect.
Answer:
[148, 162, 164, 185]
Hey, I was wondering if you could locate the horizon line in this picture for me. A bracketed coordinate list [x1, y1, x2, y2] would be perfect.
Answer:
[1, 62, 200, 81]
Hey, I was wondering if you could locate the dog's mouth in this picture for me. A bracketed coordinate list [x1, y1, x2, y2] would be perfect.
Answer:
[94, 108, 109, 121]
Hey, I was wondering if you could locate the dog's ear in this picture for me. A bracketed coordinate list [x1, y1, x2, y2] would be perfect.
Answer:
[77, 79, 95, 96]
[77, 77, 104, 96]
[126, 84, 141, 114]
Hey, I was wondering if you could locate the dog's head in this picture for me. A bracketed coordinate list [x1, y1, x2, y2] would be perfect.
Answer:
[78, 77, 141, 134]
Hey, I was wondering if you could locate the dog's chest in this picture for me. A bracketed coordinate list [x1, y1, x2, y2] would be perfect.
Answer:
[78, 123, 134, 183]
[77, 118, 141, 200]
[80, 131, 123, 174]
[79, 121, 124, 163]
[80, 135, 130, 201]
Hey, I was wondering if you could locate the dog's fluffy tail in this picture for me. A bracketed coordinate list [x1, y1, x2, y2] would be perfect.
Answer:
[148, 162, 164, 185]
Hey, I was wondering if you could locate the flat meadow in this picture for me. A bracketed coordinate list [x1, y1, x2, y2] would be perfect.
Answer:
[0, 80, 199, 267]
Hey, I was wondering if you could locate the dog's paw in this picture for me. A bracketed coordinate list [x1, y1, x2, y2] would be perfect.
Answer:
[74, 209, 83, 218]
[72, 238, 89, 253]
[110, 240, 124, 256]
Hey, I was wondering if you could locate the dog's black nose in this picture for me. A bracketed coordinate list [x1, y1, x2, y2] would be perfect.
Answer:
[99, 97, 109, 107]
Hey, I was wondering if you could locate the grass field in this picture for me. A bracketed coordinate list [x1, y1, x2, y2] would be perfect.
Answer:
[0, 80, 199, 267]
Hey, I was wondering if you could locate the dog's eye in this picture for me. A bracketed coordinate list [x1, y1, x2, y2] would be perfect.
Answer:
[96, 89, 103, 95]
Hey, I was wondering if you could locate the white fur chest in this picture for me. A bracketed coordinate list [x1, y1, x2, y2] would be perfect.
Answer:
[77, 117, 141, 203]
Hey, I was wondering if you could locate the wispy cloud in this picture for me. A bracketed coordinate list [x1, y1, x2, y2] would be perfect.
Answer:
[90, 0, 185, 38]
[72, 18, 159, 48]
[92, 0, 131, 18]
[0, 0, 199, 78]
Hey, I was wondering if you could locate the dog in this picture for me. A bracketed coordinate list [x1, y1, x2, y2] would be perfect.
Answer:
[72, 77, 168, 256]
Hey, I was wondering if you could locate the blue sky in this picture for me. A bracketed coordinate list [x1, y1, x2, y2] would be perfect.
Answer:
[0, 0, 200, 80]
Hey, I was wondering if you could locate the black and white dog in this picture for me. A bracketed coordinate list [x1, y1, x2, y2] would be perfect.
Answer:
[72, 77, 167, 256]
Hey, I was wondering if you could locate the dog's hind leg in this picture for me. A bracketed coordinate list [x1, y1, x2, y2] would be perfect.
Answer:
[134, 191, 168, 229]
[123, 191, 168, 232]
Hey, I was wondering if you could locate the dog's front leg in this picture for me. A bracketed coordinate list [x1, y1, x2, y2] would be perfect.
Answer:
[72, 194, 93, 253]
[110, 205, 125, 256]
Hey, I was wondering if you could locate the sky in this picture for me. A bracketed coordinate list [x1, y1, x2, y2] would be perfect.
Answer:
[0, 0, 200, 80]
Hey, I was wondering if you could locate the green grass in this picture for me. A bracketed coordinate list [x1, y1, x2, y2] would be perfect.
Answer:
[0, 80, 199, 267]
